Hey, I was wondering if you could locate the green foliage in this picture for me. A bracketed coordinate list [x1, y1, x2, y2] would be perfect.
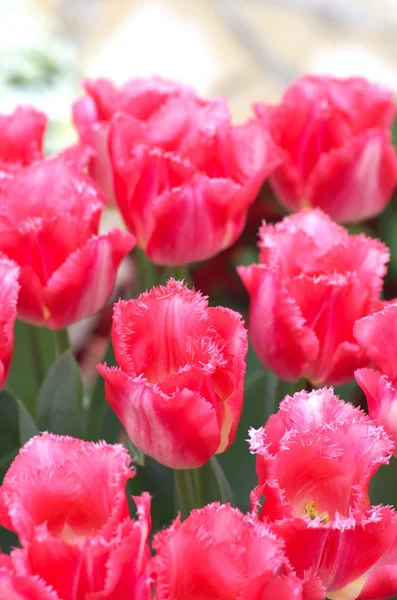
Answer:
[37, 350, 84, 438]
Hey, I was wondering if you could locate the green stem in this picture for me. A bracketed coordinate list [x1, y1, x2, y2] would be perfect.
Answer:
[26, 323, 46, 387]
[170, 265, 189, 280]
[289, 377, 309, 396]
[192, 468, 203, 508]
[174, 469, 197, 520]
[162, 264, 193, 287]
[54, 328, 70, 355]
[135, 247, 159, 293]
[7, 321, 57, 418]
[264, 370, 280, 423]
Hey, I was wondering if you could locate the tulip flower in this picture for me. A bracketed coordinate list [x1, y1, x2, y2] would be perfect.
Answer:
[354, 301, 397, 455]
[0, 256, 19, 389]
[0, 155, 135, 329]
[0, 104, 92, 172]
[72, 76, 192, 203]
[151, 503, 325, 600]
[0, 105, 47, 167]
[250, 387, 397, 600]
[238, 209, 389, 385]
[255, 75, 397, 222]
[98, 279, 248, 469]
[109, 99, 280, 265]
[74, 76, 280, 264]
[0, 433, 152, 599]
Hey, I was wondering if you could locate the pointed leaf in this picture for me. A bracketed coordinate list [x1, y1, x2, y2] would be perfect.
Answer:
[37, 350, 84, 438]
[197, 456, 234, 505]
[87, 341, 116, 441]
[17, 400, 39, 444]
[7, 320, 56, 416]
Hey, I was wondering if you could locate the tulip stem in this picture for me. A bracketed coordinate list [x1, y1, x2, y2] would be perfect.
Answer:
[192, 468, 203, 508]
[174, 469, 197, 520]
[264, 370, 280, 423]
[290, 378, 309, 395]
[135, 247, 159, 293]
[166, 265, 193, 287]
[54, 328, 70, 355]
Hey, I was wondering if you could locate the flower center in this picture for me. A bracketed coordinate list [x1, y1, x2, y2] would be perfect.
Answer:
[304, 500, 329, 524]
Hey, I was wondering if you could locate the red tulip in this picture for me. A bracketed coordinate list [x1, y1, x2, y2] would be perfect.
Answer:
[354, 301, 397, 455]
[250, 387, 397, 599]
[72, 76, 191, 203]
[0, 433, 152, 600]
[109, 100, 280, 265]
[74, 76, 280, 264]
[0, 554, 60, 600]
[0, 256, 19, 389]
[151, 503, 324, 600]
[255, 75, 397, 222]
[238, 209, 389, 385]
[0, 105, 47, 167]
[98, 279, 248, 469]
[0, 155, 135, 329]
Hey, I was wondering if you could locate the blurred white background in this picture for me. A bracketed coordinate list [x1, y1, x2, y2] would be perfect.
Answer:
[2, 0, 397, 131]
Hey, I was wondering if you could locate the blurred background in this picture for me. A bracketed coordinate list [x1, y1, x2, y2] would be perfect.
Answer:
[2, 0, 397, 151]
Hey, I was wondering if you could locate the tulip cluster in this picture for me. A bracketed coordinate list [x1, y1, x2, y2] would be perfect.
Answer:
[0, 71, 397, 600]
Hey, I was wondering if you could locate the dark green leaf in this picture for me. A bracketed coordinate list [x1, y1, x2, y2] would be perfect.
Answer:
[17, 400, 39, 444]
[37, 350, 84, 438]
[7, 320, 56, 416]
[197, 456, 233, 505]
[129, 457, 175, 533]
[370, 456, 397, 509]
[392, 115, 397, 149]
[86, 342, 116, 441]
[0, 390, 20, 482]
[217, 345, 267, 511]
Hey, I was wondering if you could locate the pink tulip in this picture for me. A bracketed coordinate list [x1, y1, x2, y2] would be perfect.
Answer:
[255, 75, 397, 222]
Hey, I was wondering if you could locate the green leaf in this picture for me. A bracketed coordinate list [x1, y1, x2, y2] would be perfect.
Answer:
[0, 389, 20, 478]
[17, 400, 39, 445]
[196, 456, 234, 505]
[378, 203, 397, 281]
[129, 457, 175, 533]
[392, 115, 397, 149]
[86, 342, 116, 441]
[37, 350, 84, 438]
[370, 456, 397, 509]
[217, 345, 267, 511]
[7, 320, 56, 416]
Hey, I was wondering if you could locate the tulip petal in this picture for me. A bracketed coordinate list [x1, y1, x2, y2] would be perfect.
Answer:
[149, 173, 247, 265]
[307, 130, 397, 222]
[0, 565, 61, 600]
[0, 105, 47, 166]
[152, 503, 296, 600]
[0, 256, 19, 387]
[98, 365, 220, 469]
[111, 280, 211, 379]
[355, 368, 397, 455]
[238, 264, 319, 381]
[44, 229, 135, 329]
[0, 156, 105, 228]
[273, 509, 397, 596]
[354, 302, 397, 380]
[288, 273, 369, 385]
[93, 494, 152, 600]
[209, 306, 247, 448]
[355, 536, 397, 600]
[258, 208, 348, 276]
